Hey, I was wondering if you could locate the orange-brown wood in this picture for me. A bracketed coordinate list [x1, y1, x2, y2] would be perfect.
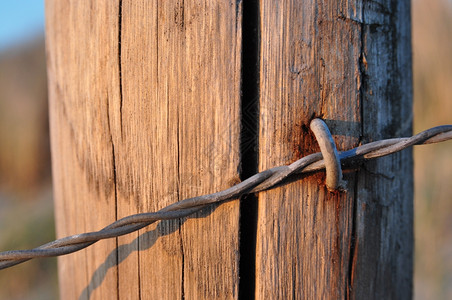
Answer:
[46, 1, 242, 299]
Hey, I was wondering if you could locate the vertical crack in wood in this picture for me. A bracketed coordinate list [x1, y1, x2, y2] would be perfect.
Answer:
[238, 0, 260, 299]
[116, 1, 123, 298]
[346, 4, 366, 298]
[170, 0, 184, 286]
[118, 0, 124, 138]
[172, 0, 184, 287]
[112, 141, 120, 300]
[106, 82, 120, 299]
[179, 218, 185, 300]
[347, 172, 359, 299]
[176, 94, 185, 300]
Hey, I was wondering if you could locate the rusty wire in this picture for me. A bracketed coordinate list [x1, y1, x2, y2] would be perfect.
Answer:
[0, 123, 451, 270]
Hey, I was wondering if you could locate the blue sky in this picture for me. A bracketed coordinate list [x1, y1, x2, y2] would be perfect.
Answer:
[0, 1, 45, 51]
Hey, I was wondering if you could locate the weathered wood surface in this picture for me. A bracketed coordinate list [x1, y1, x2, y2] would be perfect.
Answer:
[353, 0, 413, 298]
[46, 0, 242, 299]
[46, 0, 413, 299]
[256, 0, 412, 299]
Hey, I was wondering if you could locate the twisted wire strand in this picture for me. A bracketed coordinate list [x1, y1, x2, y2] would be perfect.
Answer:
[0, 125, 451, 270]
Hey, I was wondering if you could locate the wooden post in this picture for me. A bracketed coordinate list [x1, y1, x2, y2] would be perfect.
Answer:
[46, 1, 242, 299]
[256, 0, 412, 299]
[46, 0, 412, 299]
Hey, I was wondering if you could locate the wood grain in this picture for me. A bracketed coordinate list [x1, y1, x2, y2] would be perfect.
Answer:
[46, 0, 242, 299]
[46, 1, 121, 298]
[256, 0, 412, 299]
[47, 0, 413, 298]
[352, 0, 413, 298]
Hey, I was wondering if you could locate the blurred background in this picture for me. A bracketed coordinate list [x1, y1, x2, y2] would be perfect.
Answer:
[413, 0, 452, 298]
[0, 0, 450, 299]
[0, 1, 57, 300]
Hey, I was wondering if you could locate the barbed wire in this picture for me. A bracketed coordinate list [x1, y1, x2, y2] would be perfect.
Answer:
[0, 123, 451, 270]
